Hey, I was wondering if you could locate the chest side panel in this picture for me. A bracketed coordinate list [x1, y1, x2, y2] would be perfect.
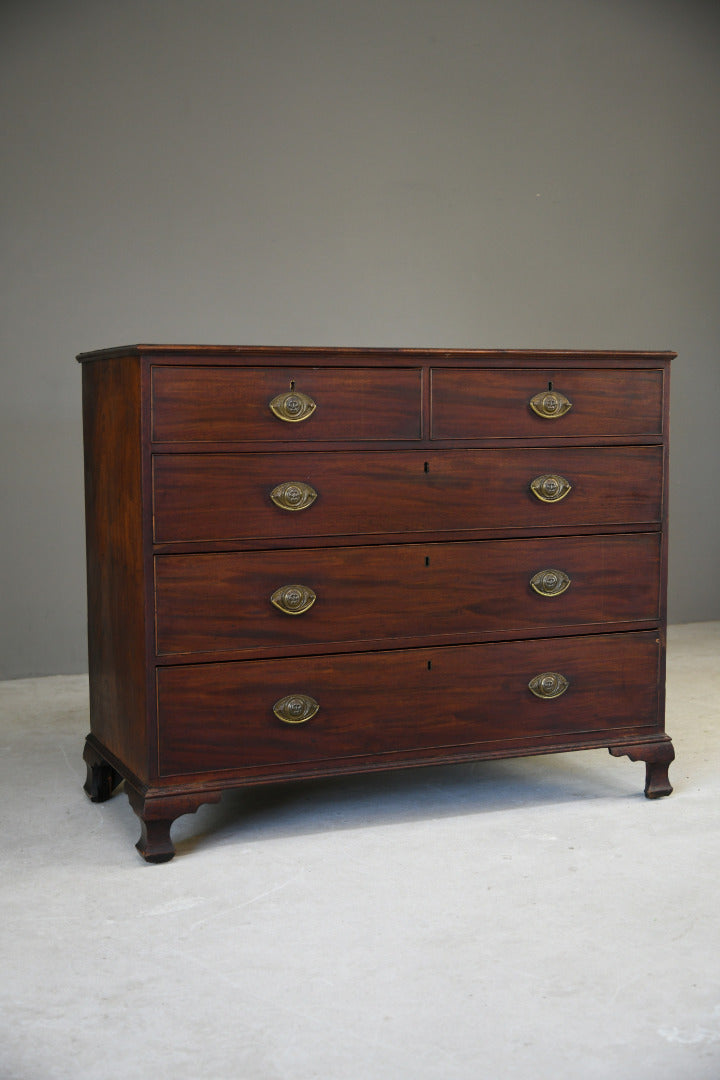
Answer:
[82, 355, 149, 780]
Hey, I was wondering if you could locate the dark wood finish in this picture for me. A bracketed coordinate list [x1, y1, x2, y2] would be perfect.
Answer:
[81, 355, 149, 781]
[83, 740, 122, 802]
[154, 532, 660, 657]
[78, 344, 674, 365]
[609, 740, 675, 798]
[126, 785, 221, 863]
[78, 346, 674, 860]
[152, 446, 663, 544]
[152, 365, 423, 442]
[430, 366, 664, 438]
[157, 632, 661, 776]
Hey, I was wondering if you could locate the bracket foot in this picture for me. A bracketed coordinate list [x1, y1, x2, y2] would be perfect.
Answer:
[83, 739, 122, 802]
[126, 786, 222, 863]
[609, 739, 675, 798]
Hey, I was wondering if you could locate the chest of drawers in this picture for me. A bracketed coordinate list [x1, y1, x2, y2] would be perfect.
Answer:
[78, 346, 675, 862]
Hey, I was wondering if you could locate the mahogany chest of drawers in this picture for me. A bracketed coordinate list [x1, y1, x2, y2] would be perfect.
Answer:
[78, 346, 675, 861]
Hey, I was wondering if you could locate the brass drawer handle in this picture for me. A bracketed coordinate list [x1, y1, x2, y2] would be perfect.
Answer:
[529, 389, 572, 419]
[528, 672, 569, 699]
[269, 389, 317, 423]
[270, 481, 318, 511]
[273, 693, 319, 724]
[530, 569, 571, 597]
[270, 584, 317, 615]
[530, 473, 572, 503]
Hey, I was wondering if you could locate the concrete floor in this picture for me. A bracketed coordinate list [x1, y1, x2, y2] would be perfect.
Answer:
[1, 622, 718, 1080]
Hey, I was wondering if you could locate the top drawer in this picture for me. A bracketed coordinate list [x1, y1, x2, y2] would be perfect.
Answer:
[430, 367, 664, 439]
[151, 365, 423, 442]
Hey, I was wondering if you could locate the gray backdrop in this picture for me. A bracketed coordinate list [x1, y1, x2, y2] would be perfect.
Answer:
[2, 0, 719, 678]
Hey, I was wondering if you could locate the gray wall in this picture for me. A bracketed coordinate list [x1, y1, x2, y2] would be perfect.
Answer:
[2, 0, 719, 678]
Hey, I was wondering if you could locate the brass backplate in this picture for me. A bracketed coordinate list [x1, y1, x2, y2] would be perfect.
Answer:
[273, 693, 320, 724]
[530, 473, 572, 503]
[270, 584, 317, 615]
[270, 481, 318, 511]
[529, 389, 572, 419]
[530, 569, 571, 597]
[528, 672, 569, 699]
[269, 389, 317, 423]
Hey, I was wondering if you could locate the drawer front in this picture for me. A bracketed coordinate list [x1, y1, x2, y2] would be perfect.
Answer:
[152, 446, 663, 543]
[151, 365, 423, 442]
[431, 367, 664, 438]
[157, 632, 661, 775]
[155, 533, 661, 656]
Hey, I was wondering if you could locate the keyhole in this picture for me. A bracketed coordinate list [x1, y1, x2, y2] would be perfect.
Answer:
[427, 660, 432, 671]
[424, 461, 429, 473]
[548, 380, 553, 391]
[290, 379, 295, 391]
[425, 556, 430, 567]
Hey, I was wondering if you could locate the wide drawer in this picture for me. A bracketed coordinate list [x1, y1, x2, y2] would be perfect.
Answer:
[152, 446, 663, 543]
[430, 367, 664, 438]
[156, 631, 661, 775]
[154, 533, 661, 656]
[151, 365, 423, 442]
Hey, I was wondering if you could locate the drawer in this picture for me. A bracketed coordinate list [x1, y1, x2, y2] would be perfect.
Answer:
[430, 367, 664, 438]
[155, 533, 661, 656]
[151, 365, 423, 442]
[152, 446, 663, 543]
[156, 631, 661, 775]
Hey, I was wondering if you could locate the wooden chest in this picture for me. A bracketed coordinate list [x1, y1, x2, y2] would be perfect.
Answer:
[78, 346, 675, 861]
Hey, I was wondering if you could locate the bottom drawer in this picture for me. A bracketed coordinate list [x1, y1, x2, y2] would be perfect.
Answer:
[157, 632, 661, 777]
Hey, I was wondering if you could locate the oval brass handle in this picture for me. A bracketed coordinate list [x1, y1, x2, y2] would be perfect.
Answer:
[273, 693, 319, 724]
[270, 584, 317, 615]
[530, 473, 572, 503]
[270, 481, 318, 511]
[269, 389, 317, 423]
[528, 672, 569, 699]
[530, 569, 571, 597]
[529, 389, 572, 419]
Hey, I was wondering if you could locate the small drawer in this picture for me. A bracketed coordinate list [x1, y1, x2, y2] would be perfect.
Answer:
[151, 365, 423, 442]
[154, 533, 661, 656]
[152, 446, 663, 544]
[430, 367, 664, 439]
[156, 631, 661, 775]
